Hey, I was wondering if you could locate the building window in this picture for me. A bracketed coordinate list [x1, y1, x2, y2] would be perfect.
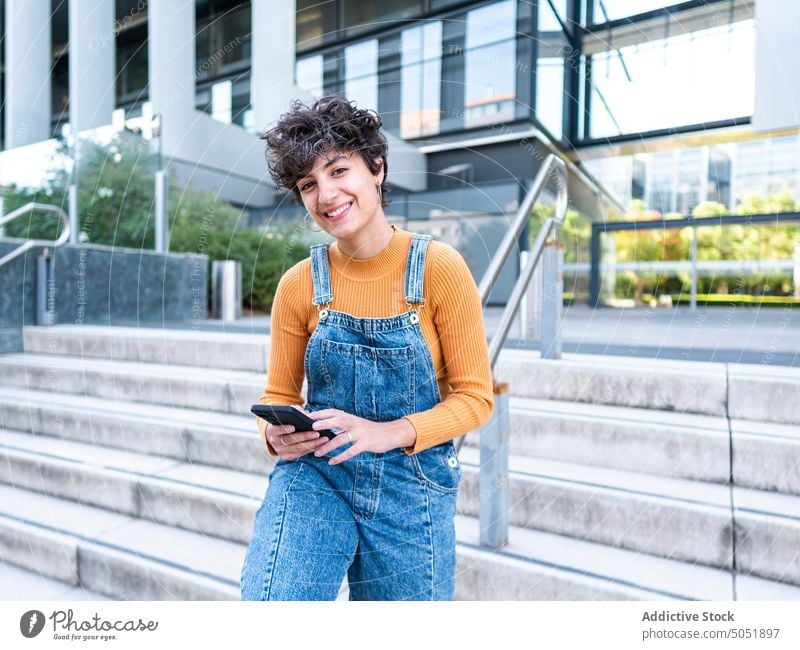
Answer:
[345, 39, 378, 111]
[211, 80, 232, 123]
[196, 0, 252, 81]
[116, 31, 148, 105]
[535, 0, 568, 139]
[297, 0, 338, 50]
[400, 22, 442, 138]
[342, 0, 424, 37]
[296, 0, 521, 140]
[461, 0, 517, 128]
[589, 0, 680, 24]
[584, 14, 755, 139]
[296, 55, 324, 98]
[196, 72, 250, 128]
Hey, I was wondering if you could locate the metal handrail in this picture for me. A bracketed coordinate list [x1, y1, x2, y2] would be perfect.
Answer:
[455, 153, 568, 455]
[0, 203, 71, 268]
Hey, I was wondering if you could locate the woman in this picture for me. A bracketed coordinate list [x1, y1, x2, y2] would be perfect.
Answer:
[240, 94, 494, 601]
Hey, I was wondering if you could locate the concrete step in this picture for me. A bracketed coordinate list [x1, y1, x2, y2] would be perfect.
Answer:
[20, 325, 800, 425]
[454, 513, 800, 601]
[0, 352, 263, 415]
[2, 425, 798, 590]
[0, 560, 110, 600]
[5, 482, 793, 603]
[0, 428, 265, 545]
[0, 484, 352, 601]
[3, 376, 799, 496]
[0, 386, 273, 475]
[464, 396, 733, 484]
[22, 324, 268, 372]
[728, 363, 800, 425]
[0, 484, 242, 600]
[457, 446, 800, 586]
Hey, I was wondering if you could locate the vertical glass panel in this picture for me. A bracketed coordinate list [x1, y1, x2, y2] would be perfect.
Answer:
[342, 0, 423, 32]
[230, 75, 251, 129]
[707, 146, 731, 208]
[297, 0, 338, 50]
[431, 0, 465, 8]
[116, 37, 148, 102]
[439, 18, 466, 134]
[675, 148, 704, 214]
[345, 39, 378, 110]
[539, 0, 568, 31]
[52, 56, 69, 119]
[592, 1, 681, 23]
[587, 19, 755, 137]
[535, 60, 564, 138]
[296, 55, 324, 98]
[400, 22, 442, 138]
[465, 0, 516, 49]
[211, 80, 232, 124]
[536, 0, 567, 138]
[195, 1, 251, 79]
[463, 0, 517, 128]
[648, 152, 676, 214]
[732, 135, 800, 208]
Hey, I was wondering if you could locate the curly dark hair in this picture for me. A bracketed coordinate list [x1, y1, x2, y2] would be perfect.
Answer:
[260, 94, 390, 208]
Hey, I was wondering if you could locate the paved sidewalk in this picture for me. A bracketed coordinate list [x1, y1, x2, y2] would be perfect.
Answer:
[167, 303, 798, 367]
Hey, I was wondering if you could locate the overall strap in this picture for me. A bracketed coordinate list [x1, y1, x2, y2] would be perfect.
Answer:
[404, 233, 432, 305]
[309, 243, 333, 306]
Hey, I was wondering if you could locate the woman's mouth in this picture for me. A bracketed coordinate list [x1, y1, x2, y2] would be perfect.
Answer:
[324, 202, 352, 222]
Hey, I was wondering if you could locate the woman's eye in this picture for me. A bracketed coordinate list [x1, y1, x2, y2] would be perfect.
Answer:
[300, 167, 347, 192]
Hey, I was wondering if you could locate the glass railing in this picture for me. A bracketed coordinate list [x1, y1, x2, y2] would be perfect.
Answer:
[588, 214, 800, 307]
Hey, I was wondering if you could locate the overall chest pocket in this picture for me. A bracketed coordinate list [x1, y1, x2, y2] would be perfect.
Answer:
[320, 338, 415, 421]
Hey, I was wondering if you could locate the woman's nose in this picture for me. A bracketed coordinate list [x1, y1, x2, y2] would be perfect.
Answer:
[317, 181, 342, 208]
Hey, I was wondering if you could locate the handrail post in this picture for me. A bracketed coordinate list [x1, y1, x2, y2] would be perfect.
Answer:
[589, 223, 601, 307]
[541, 240, 564, 359]
[36, 248, 55, 326]
[690, 223, 698, 310]
[68, 185, 79, 245]
[480, 381, 510, 549]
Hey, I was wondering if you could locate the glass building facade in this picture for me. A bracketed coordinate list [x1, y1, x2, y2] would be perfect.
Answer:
[1, 0, 790, 221]
[0, 1, 760, 147]
[291, 0, 756, 145]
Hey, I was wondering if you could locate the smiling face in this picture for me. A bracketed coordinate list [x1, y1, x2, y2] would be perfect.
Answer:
[296, 148, 386, 246]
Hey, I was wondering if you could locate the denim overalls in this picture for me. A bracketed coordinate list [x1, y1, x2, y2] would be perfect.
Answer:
[240, 233, 463, 601]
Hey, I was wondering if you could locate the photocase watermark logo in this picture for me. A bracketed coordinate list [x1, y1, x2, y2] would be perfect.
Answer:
[19, 610, 45, 638]
[18, 608, 159, 642]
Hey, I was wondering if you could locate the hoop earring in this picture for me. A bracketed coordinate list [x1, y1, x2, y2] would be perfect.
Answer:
[377, 184, 383, 204]
[303, 212, 322, 232]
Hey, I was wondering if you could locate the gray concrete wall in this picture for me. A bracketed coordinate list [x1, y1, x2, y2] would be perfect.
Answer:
[0, 241, 207, 329]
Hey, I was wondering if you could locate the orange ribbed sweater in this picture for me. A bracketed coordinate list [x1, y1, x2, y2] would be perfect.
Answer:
[256, 225, 494, 457]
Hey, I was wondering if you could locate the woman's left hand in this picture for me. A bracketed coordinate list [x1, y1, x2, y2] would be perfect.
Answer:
[308, 409, 417, 465]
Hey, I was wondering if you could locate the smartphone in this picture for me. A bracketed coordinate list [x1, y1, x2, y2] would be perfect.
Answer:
[250, 404, 339, 440]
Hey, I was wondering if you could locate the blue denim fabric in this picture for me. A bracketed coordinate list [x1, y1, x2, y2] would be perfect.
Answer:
[240, 233, 463, 600]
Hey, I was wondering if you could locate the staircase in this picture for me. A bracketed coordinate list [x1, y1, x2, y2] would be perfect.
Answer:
[1, 324, 798, 601]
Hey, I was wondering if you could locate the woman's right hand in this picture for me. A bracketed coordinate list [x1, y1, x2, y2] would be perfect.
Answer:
[268, 405, 328, 461]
